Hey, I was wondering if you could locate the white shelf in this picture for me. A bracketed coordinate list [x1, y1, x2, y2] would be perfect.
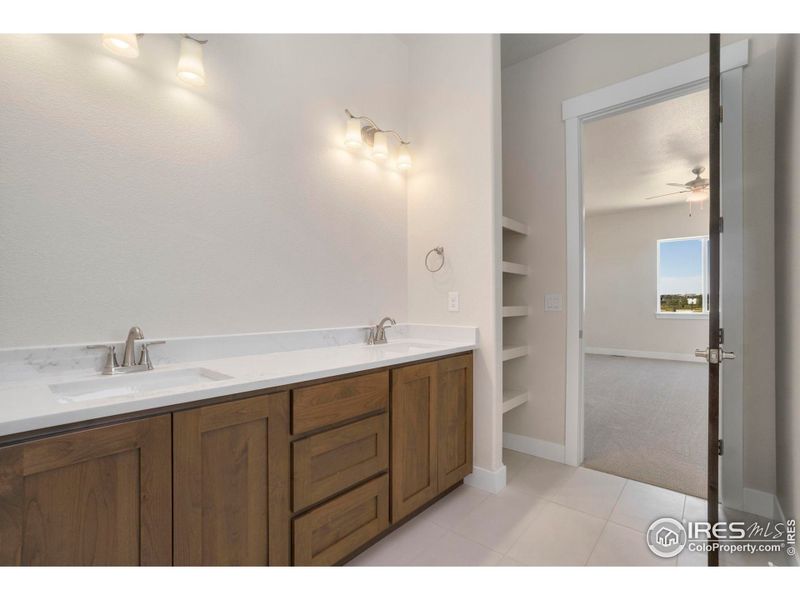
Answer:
[502, 305, 529, 317]
[502, 389, 529, 413]
[502, 216, 529, 236]
[502, 345, 528, 362]
[502, 261, 528, 275]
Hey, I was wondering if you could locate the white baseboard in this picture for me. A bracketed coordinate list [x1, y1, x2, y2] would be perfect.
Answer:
[503, 432, 566, 463]
[585, 346, 705, 363]
[743, 487, 778, 520]
[465, 464, 507, 494]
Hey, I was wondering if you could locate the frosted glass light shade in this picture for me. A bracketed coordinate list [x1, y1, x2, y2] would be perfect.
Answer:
[687, 188, 709, 203]
[102, 34, 140, 58]
[372, 131, 388, 160]
[397, 144, 412, 170]
[344, 118, 363, 149]
[177, 37, 206, 86]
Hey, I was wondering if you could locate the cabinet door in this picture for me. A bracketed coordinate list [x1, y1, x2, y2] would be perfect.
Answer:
[0, 415, 172, 566]
[437, 354, 473, 490]
[390, 361, 438, 522]
[173, 393, 290, 566]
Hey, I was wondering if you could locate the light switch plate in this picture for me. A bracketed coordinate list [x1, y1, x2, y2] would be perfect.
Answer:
[448, 291, 460, 312]
[544, 293, 563, 312]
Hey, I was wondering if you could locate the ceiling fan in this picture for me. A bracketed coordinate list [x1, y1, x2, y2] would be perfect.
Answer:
[646, 166, 710, 216]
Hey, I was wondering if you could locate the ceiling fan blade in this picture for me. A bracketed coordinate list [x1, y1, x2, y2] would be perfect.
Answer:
[666, 183, 687, 187]
[645, 190, 689, 200]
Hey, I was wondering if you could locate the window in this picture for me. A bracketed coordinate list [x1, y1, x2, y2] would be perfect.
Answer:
[656, 236, 709, 315]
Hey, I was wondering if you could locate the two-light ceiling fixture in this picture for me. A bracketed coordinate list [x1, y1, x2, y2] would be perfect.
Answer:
[101, 34, 208, 87]
[344, 109, 411, 171]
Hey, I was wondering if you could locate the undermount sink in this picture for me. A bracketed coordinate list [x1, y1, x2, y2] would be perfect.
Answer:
[49, 368, 232, 403]
[374, 341, 446, 355]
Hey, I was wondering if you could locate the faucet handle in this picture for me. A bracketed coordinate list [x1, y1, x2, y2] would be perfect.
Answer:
[138, 340, 166, 370]
[366, 328, 375, 345]
[87, 344, 119, 374]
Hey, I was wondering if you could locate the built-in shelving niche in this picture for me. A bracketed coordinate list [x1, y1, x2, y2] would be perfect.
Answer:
[501, 214, 530, 415]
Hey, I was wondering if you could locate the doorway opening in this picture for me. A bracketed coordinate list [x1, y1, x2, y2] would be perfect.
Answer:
[580, 89, 710, 497]
[562, 40, 747, 510]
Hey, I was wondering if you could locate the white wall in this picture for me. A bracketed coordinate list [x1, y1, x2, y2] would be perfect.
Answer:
[406, 35, 503, 479]
[774, 33, 800, 520]
[0, 34, 409, 346]
[502, 34, 778, 496]
[584, 204, 707, 357]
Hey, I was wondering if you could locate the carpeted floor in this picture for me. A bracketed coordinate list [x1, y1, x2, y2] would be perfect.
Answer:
[583, 354, 708, 498]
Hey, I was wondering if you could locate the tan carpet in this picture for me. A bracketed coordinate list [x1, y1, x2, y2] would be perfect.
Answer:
[583, 354, 708, 498]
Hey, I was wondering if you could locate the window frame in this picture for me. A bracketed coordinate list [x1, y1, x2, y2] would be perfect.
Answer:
[655, 234, 710, 319]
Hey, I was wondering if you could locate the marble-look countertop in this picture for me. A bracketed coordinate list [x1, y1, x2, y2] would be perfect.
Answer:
[0, 324, 477, 438]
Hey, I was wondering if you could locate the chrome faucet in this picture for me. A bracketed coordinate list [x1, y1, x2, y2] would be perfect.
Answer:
[122, 326, 143, 367]
[367, 317, 396, 345]
[87, 326, 165, 375]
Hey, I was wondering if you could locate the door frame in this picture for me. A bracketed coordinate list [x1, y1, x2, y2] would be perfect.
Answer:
[562, 39, 748, 510]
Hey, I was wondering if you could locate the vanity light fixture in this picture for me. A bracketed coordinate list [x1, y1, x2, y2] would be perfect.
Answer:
[397, 142, 412, 171]
[371, 131, 389, 161]
[343, 109, 411, 169]
[344, 117, 364, 149]
[177, 35, 207, 86]
[102, 33, 142, 58]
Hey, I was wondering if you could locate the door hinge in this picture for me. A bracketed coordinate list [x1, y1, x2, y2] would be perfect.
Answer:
[720, 105, 724, 122]
[719, 216, 724, 233]
[719, 328, 725, 345]
[718, 439, 724, 456]
[579, 329, 583, 339]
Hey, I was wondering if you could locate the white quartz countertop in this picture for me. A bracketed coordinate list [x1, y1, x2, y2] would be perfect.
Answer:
[0, 324, 476, 438]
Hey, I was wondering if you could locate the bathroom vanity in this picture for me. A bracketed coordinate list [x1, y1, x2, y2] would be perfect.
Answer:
[0, 327, 474, 566]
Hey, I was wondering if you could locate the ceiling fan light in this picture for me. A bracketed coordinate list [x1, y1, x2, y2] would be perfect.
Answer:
[686, 188, 709, 203]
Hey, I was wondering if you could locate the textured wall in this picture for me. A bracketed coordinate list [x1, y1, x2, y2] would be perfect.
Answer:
[585, 204, 708, 356]
[0, 34, 409, 346]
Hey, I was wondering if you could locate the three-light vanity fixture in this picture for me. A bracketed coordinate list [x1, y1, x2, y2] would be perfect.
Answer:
[344, 109, 412, 170]
[101, 33, 208, 87]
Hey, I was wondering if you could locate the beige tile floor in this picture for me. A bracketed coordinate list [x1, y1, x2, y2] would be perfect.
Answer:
[347, 450, 790, 567]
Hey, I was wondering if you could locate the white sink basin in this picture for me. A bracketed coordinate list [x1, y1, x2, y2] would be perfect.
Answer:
[374, 341, 447, 356]
[50, 368, 232, 403]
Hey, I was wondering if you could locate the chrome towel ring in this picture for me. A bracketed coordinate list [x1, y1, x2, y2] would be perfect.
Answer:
[425, 246, 445, 272]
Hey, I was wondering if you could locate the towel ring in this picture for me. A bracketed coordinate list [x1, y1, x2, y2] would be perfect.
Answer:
[425, 246, 445, 272]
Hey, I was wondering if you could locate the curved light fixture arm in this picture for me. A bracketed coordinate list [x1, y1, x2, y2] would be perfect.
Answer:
[345, 109, 410, 145]
[183, 34, 208, 45]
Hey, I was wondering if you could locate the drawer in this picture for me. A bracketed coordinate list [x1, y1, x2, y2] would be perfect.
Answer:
[293, 474, 389, 566]
[293, 413, 388, 512]
[291, 371, 388, 435]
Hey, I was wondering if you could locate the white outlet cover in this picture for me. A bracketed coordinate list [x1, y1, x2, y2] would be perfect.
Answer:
[448, 291, 460, 312]
[544, 293, 563, 312]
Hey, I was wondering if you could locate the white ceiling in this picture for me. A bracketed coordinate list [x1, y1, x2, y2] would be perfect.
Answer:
[501, 34, 581, 68]
[582, 89, 710, 215]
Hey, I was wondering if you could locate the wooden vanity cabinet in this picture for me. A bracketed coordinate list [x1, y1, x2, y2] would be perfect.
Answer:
[390, 354, 473, 523]
[172, 392, 290, 566]
[0, 351, 472, 566]
[0, 415, 172, 566]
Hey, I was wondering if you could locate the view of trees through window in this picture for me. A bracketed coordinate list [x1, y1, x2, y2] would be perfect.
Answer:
[657, 236, 709, 313]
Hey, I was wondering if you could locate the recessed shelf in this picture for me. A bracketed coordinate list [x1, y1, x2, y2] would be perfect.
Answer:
[502, 261, 528, 275]
[502, 216, 529, 236]
[502, 345, 528, 362]
[502, 389, 529, 413]
[502, 306, 529, 317]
